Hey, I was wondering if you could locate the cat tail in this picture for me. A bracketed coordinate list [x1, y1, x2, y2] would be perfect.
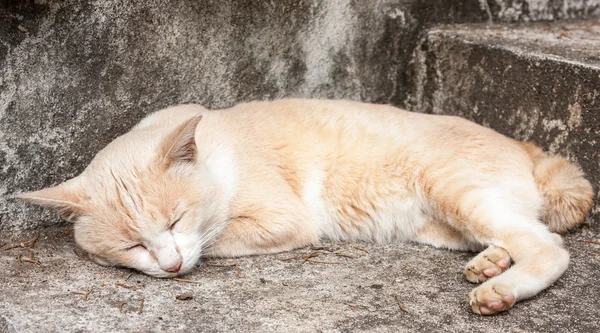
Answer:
[520, 142, 595, 233]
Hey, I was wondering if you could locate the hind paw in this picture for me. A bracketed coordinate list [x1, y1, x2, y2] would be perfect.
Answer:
[469, 281, 516, 315]
[465, 246, 511, 283]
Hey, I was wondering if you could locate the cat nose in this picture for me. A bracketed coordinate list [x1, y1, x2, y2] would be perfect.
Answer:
[165, 258, 182, 273]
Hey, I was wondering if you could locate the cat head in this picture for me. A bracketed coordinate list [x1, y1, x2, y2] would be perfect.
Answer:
[18, 106, 228, 277]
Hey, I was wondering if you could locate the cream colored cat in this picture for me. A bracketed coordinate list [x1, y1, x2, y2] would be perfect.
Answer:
[19, 99, 594, 315]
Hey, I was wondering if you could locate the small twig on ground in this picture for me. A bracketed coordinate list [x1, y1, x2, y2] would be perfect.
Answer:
[282, 251, 345, 264]
[173, 277, 202, 285]
[335, 253, 356, 258]
[345, 303, 356, 307]
[394, 295, 407, 313]
[115, 282, 133, 289]
[311, 246, 336, 252]
[72, 288, 93, 301]
[3, 231, 40, 251]
[206, 263, 242, 278]
[138, 297, 145, 314]
[5, 232, 45, 270]
[176, 293, 195, 300]
[583, 240, 600, 246]
[27, 231, 39, 248]
[353, 246, 370, 254]
[119, 302, 127, 313]
[301, 252, 321, 263]
[22, 257, 45, 271]
[125, 273, 133, 281]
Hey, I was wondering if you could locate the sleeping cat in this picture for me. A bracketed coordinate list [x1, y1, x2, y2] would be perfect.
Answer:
[18, 99, 594, 315]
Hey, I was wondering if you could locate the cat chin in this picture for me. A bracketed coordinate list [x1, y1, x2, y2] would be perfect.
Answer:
[140, 264, 195, 278]
[140, 269, 180, 278]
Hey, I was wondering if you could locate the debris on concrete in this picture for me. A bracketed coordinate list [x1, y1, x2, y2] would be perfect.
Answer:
[1, 226, 599, 332]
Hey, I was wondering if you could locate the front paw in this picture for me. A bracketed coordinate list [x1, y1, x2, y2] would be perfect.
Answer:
[469, 281, 516, 315]
[465, 246, 511, 283]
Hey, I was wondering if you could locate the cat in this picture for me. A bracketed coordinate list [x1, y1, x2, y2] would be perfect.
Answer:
[18, 99, 594, 315]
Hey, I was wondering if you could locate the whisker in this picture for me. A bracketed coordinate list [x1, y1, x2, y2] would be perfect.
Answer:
[197, 221, 223, 244]
[197, 221, 228, 249]
[199, 225, 230, 251]
[198, 227, 224, 248]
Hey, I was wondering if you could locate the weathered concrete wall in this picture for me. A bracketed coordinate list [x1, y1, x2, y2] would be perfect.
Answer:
[1, 0, 600, 233]
[480, 0, 600, 22]
[408, 21, 600, 219]
[0, 0, 405, 232]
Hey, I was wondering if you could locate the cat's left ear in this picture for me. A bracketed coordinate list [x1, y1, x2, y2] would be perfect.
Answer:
[16, 178, 86, 222]
[161, 114, 203, 167]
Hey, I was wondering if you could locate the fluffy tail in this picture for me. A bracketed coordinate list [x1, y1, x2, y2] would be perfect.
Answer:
[521, 142, 595, 233]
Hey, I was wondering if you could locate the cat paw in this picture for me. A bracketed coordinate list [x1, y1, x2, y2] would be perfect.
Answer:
[469, 281, 516, 315]
[465, 246, 511, 283]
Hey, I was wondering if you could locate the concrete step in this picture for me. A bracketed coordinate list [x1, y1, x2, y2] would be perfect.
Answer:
[407, 19, 600, 220]
[1, 227, 599, 332]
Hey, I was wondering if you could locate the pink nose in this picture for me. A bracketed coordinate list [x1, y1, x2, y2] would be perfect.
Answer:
[165, 258, 182, 273]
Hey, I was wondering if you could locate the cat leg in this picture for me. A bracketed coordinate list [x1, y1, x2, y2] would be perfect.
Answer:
[460, 204, 569, 315]
[204, 201, 320, 258]
[413, 219, 483, 251]
[415, 220, 512, 284]
[464, 246, 511, 283]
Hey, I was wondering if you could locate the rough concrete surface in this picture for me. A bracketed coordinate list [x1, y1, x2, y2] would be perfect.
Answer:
[2, 2, 600, 332]
[478, 0, 600, 22]
[1, 225, 600, 332]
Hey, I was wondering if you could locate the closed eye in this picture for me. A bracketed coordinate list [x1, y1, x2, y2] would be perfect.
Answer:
[126, 244, 147, 251]
[169, 215, 183, 230]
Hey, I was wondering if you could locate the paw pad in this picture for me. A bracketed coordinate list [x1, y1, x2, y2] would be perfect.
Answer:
[465, 246, 511, 283]
[469, 282, 516, 315]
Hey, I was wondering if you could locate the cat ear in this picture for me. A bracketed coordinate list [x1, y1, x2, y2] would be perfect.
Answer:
[16, 179, 86, 222]
[161, 114, 203, 167]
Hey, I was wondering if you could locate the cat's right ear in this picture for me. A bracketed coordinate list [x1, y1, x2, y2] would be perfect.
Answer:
[15, 179, 86, 222]
[161, 114, 203, 167]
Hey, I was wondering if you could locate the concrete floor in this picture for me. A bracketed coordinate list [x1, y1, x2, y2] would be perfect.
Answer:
[1, 221, 599, 332]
